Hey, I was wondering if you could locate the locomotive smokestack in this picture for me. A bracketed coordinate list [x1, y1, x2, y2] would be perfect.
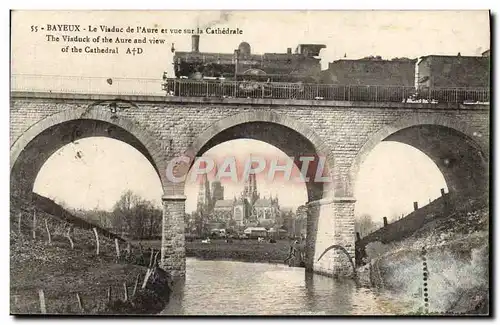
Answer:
[192, 34, 200, 53]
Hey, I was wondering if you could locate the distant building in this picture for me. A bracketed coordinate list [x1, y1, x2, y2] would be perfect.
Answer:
[213, 199, 235, 222]
[196, 173, 281, 229]
[253, 196, 280, 223]
[243, 174, 260, 206]
[211, 181, 224, 202]
[417, 54, 490, 90]
[243, 227, 268, 238]
[197, 173, 212, 215]
[232, 198, 248, 226]
[320, 57, 417, 87]
[268, 227, 288, 239]
[212, 197, 250, 227]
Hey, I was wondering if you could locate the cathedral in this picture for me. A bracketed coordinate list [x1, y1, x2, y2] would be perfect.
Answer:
[196, 174, 281, 228]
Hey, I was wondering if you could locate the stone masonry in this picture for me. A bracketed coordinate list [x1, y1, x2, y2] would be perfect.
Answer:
[10, 92, 490, 278]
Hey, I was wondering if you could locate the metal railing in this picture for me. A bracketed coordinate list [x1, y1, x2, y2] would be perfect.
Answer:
[10, 74, 490, 104]
[163, 79, 490, 104]
[11, 74, 165, 96]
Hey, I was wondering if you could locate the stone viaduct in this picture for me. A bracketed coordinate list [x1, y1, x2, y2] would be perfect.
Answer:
[10, 91, 490, 278]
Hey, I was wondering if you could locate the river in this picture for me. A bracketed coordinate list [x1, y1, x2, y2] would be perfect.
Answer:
[161, 258, 408, 315]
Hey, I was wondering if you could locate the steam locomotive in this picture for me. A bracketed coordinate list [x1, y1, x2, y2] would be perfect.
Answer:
[162, 35, 490, 103]
[170, 34, 326, 83]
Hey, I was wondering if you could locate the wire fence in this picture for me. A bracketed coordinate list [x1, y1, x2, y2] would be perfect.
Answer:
[11, 74, 490, 104]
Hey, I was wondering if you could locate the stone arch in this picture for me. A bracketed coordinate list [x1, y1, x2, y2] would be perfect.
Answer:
[10, 106, 168, 197]
[349, 113, 489, 198]
[176, 111, 335, 202]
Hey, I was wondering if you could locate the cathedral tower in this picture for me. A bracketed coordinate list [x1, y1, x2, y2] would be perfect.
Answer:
[243, 173, 259, 206]
[197, 173, 211, 214]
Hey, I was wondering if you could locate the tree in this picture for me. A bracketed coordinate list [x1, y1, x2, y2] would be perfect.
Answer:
[111, 190, 162, 239]
[355, 214, 378, 238]
[280, 210, 295, 232]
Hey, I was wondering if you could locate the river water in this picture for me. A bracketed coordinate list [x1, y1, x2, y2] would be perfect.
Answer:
[161, 258, 408, 315]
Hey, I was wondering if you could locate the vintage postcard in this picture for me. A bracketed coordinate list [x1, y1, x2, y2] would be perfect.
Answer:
[10, 10, 490, 316]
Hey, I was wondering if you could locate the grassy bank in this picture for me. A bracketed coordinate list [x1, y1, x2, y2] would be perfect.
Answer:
[357, 206, 489, 315]
[10, 197, 158, 314]
[136, 239, 293, 264]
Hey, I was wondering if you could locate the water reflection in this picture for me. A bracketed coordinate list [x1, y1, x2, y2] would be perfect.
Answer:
[161, 258, 404, 315]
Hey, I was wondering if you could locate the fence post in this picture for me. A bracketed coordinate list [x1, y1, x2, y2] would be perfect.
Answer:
[149, 248, 154, 268]
[375, 86, 378, 102]
[132, 273, 140, 296]
[92, 228, 100, 256]
[76, 293, 84, 312]
[356, 232, 361, 241]
[32, 210, 37, 240]
[383, 217, 388, 227]
[38, 289, 47, 314]
[115, 238, 120, 260]
[66, 227, 74, 249]
[413, 201, 419, 211]
[107, 286, 112, 303]
[441, 188, 445, 197]
[123, 282, 128, 301]
[142, 269, 153, 289]
[153, 250, 160, 267]
[18, 212, 22, 235]
[44, 219, 51, 243]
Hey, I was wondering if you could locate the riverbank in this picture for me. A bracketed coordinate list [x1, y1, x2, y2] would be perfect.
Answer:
[10, 196, 171, 315]
[356, 206, 489, 315]
[136, 239, 294, 264]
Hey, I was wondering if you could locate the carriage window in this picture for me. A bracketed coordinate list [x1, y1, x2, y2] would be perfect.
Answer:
[443, 63, 452, 74]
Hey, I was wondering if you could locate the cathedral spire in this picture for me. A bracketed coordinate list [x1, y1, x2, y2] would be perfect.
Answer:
[197, 173, 211, 214]
[243, 173, 259, 205]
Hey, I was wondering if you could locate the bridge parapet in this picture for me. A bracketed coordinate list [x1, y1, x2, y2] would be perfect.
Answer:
[162, 78, 490, 104]
[11, 74, 490, 105]
[10, 90, 490, 111]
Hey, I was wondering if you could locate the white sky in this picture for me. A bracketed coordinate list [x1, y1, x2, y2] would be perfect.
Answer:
[17, 10, 485, 222]
[12, 11, 490, 81]
[33, 138, 447, 223]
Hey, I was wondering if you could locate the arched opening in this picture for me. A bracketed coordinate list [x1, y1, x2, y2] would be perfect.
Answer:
[33, 137, 163, 208]
[190, 121, 330, 202]
[352, 123, 488, 260]
[350, 116, 488, 198]
[32, 137, 164, 237]
[184, 139, 308, 240]
[11, 118, 165, 200]
[355, 141, 448, 236]
[383, 125, 488, 197]
[10, 115, 167, 241]
[10, 117, 167, 313]
[176, 113, 332, 271]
